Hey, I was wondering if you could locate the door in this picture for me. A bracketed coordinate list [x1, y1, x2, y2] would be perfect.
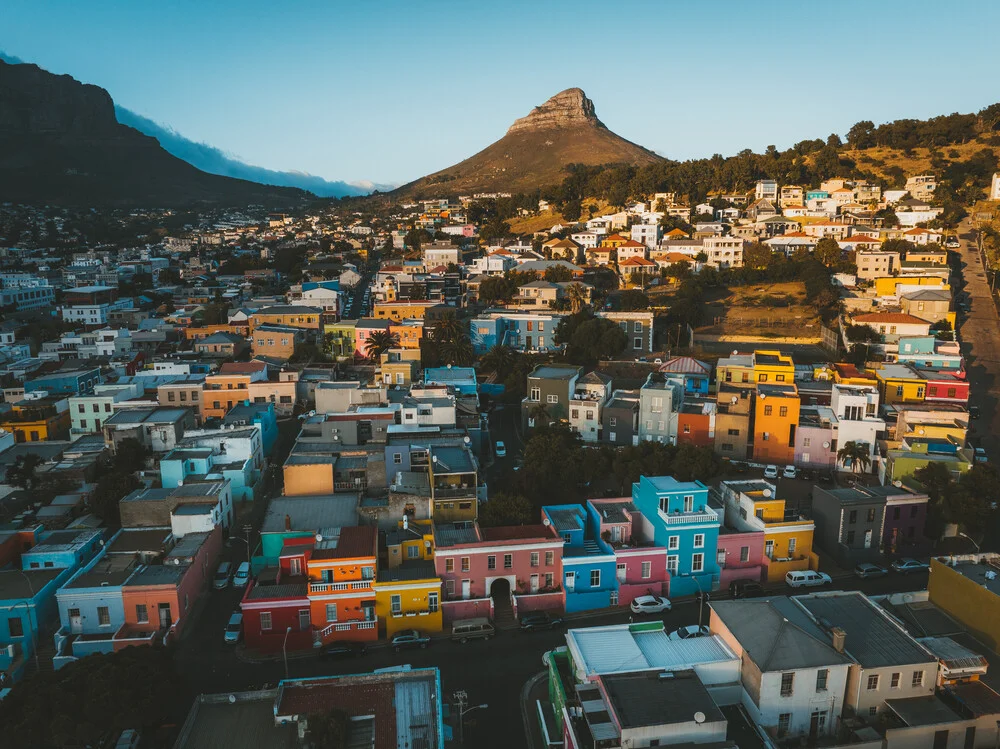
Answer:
[69, 608, 82, 634]
[809, 711, 826, 741]
[530, 574, 539, 593]
[158, 603, 172, 629]
[864, 530, 873, 549]
[617, 563, 627, 582]
[565, 571, 575, 592]
[461, 580, 471, 600]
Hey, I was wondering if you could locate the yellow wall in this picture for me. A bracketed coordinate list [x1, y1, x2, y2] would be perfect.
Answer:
[900, 424, 966, 442]
[374, 581, 443, 638]
[753, 350, 795, 385]
[928, 559, 1000, 651]
[283, 463, 334, 496]
[764, 525, 817, 582]
[874, 276, 949, 297]
[373, 301, 436, 322]
[753, 393, 800, 464]
[878, 377, 927, 405]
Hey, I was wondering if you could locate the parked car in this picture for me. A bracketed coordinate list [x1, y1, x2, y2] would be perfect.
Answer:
[763, 465, 779, 479]
[668, 624, 710, 641]
[891, 558, 929, 574]
[854, 562, 888, 579]
[115, 730, 141, 749]
[323, 641, 368, 659]
[970, 405, 981, 420]
[495, 441, 506, 458]
[975, 447, 989, 464]
[224, 612, 242, 644]
[519, 612, 564, 632]
[630, 595, 671, 614]
[392, 630, 431, 651]
[213, 562, 232, 590]
[782, 465, 797, 480]
[729, 579, 766, 599]
[233, 562, 251, 587]
[451, 618, 495, 643]
[785, 570, 833, 588]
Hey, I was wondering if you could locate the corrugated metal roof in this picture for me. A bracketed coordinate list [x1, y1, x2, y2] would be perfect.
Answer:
[568, 624, 736, 677]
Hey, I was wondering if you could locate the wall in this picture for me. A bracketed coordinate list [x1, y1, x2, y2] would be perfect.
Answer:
[374, 580, 443, 638]
[283, 463, 335, 496]
[928, 559, 1000, 651]
[845, 661, 937, 717]
[441, 597, 493, 625]
[613, 548, 667, 605]
[716, 529, 765, 589]
[241, 594, 312, 653]
[514, 591, 563, 614]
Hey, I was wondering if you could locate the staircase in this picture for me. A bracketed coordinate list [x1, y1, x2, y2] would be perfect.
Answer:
[26, 635, 57, 677]
[492, 594, 518, 630]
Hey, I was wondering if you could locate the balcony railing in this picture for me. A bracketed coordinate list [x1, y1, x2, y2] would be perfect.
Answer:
[309, 580, 373, 594]
[433, 485, 477, 499]
[658, 506, 719, 525]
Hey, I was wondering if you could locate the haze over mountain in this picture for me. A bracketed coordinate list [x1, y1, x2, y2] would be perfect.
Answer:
[393, 88, 662, 199]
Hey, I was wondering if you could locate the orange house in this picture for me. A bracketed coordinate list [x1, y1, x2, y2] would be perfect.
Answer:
[182, 324, 250, 341]
[249, 305, 323, 332]
[753, 383, 800, 465]
[389, 320, 425, 349]
[202, 361, 268, 420]
[676, 401, 715, 448]
[306, 526, 379, 645]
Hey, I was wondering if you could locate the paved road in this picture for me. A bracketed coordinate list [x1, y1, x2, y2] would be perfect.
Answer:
[956, 219, 1000, 460]
[174, 573, 928, 749]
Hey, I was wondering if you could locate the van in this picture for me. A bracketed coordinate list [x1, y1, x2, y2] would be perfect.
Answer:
[213, 562, 232, 590]
[233, 562, 251, 587]
[785, 570, 833, 588]
[451, 617, 495, 644]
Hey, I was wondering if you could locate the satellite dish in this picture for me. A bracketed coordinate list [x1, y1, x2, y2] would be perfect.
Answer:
[694, 712, 706, 724]
[229, 695, 236, 704]
[763, 489, 772, 498]
[823, 441, 831, 449]
[315, 533, 323, 543]
[731, 396, 738, 405]
[893, 480, 903, 487]
[542, 518, 550, 526]
[918, 428, 925, 435]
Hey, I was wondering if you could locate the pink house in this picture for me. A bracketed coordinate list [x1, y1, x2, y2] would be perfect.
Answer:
[354, 319, 391, 360]
[588, 498, 668, 606]
[433, 521, 564, 623]
[715, 526, 766, 589]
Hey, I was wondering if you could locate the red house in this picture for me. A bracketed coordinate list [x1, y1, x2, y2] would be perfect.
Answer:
[921, 370, 970, 404]
[240, 570, 311, 653]
[676, 400, 716, 447]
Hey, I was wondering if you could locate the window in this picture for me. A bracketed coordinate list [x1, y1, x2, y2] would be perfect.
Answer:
[684, 495, 694, 512]
[530, 552, 539, 567]
[545, 551, 554, 566]
[641, 561, 652, 579]
[764, 405, 773, 416]
[504, 553, 513, 569]
[428, 592, 439, 613]
[765, 540, 774, 558]
[634, 337, 643, 350]
[869, 706, 879, 717]
[867, 674, 880, 690]
[759, 374, 768, 383]
[80, 419, 87, 429]
[391, 595, 402, 615]
[545, 573, 554, 588]
[667, 555, 678, 574]
[849, 510, 858, 524]
[610, 590, 619, 606]
[668, 536, 679, 550]
[634, 321, 642, 332]
[777, 714, 791, 738]
[912, 670, 924, 688]
[779, 406, 788, 417]
[7, 616, 23, 638]
[446, 579, 455, 596]
[787, 537, 797, 555]
[816, 669, 829, 692]
[693, 534, 704, 549]
[406, 545, 420, 559]
[590, 569, 601, 587]
[461, 557, 470, 572]
[890, 672, 901, 689]
[717, 549, 726, 567]
[893, 506, 901, 520]
[530, 387, 540, 401]
[846, 530, 856, 544]
[135, 604, 148, 623]
[740, 546, 750, 562]
[609, 417, 617, 427]
[487, 555, 496, 570]
[780, 672, 795, 697]
[326, 604, 338, 622]
[692, 553, 704, 572]
[896, 385, 904, 397]
[728, 428, 740, 436]
[445, 558, 454, 573]
[546, 394, 558, 404]
[866, 508, 876, 522]
[97, 607, 111, 626]
[259, 611, 272, 631]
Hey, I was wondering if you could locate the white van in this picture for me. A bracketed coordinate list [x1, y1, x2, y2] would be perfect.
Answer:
[451, 617, 495, 643]
[213, 562, 232, 590]
[785, 570, 833, 588]
[233, 562, 251, 587]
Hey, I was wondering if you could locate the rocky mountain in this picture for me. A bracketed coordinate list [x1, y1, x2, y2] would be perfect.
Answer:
[393, 88, 661, 198]
[0, 60, 309, 207]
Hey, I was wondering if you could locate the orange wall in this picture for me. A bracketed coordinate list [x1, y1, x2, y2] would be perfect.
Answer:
[753, 396, 800, 464]
[283, 463, 334, 496]
[250, 312, 320, 331]
[203, 374, 251, 419]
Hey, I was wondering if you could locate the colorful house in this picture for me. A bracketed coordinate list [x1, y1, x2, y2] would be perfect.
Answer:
[879, 438, 973, 485]
[715, 525, 766, 589]
[920, 370, 970, 404]
[239, 572, 311, 653]
[354, 318, 392, 360]
[675, 399, 716, 447]
[374, 560, 442, 639]
[587, 498, 667, 606]
[324, 318, 357, 360]
[753, 383, 800, 465]
[874, 363, 928, 405]
[1, 396, 72, 442]
[719, 479, 818, 583]
[629, 476, 721, 596]
[657, 357, 711, 395]
[304, 526, 378, 646]
[542, 505, 618, 613]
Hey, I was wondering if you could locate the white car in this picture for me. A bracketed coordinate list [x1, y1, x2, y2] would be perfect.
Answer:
[782, 465, 797, 480]
[763, 465, 779, 479]
[785, 570, 833, 588]
[495, 441, 506, 458]
[668, 624, 710, 641]
[630, 595, 671, 614]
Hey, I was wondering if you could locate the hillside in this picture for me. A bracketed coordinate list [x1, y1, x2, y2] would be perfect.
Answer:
[0, 60, 310, 208]
[392, 88, 661, 199]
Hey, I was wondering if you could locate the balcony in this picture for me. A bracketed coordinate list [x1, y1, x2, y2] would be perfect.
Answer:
[309, 580, 373, 594]
[433, 484, 477, 499]
[658, 505, 719, 525]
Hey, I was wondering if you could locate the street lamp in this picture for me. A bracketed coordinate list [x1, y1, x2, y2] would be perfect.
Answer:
[452, 691, 488, 746]
[958, 532, 981, 554]
[282, 626, 293, 680]
[690, 574, 708, 628]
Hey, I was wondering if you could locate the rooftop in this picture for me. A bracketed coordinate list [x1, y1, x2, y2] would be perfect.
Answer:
[173, 691, 296, 749]
[886, 694, 962, 727]
[0, 568, 63, 600]
[261, 495, 360, 535]
[432, 522, 481, 547]
[125, 563, 187, 586]
[529, 365, 580, 381]
[313, 525, 376, 560]
[377, 560, 437, 583]
[246, 582, 308, 601]
[602, 670, 724, 729]
[66, 553, 138, 589]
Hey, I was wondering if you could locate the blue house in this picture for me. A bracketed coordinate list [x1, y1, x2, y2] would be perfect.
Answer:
[302, 280, 340, 292]
[658, 357, 712, 395]
[24, 366, 102, 397]
[895, 336, 964, 371]
[469, 312, 563, 355]
[542, 504, 618, 613]
[631, 476, 721, 597]
[806, 190, 830, 201]
[223, 401, 278, 456]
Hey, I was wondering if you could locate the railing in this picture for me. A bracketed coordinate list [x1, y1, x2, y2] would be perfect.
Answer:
[327, 620, 377, 633]
[309, 580, 373, 594]
[433, 485, 477, 499]
[658, 506, 719, 525]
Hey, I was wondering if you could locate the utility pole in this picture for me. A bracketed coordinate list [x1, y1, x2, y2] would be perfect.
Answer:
[453, 690, 467, 747]
[242, 524, 253, 566]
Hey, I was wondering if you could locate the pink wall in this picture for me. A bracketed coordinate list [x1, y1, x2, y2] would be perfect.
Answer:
[514, 591, 564, 615]
[441, 597, 493, 625]
[436, 542, 563, 601]
[613, 548, 667, 605]
[716, 529, 765, 588]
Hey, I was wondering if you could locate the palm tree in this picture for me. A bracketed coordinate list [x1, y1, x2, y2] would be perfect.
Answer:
[837, 441, 872, 474]
[481, 344, 515, 377]
[565, 283, 587, 314]
[439, 334, 475, 366]
[433, 314, 464, 346]
[364, 330, 399, 361]
[528, 402, 550, 427]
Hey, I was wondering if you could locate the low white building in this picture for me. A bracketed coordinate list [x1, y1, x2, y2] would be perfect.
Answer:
[630, 223, 662, 249]
[568, 371, 612, 442]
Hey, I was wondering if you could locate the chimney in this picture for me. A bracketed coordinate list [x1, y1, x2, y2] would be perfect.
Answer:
[831, 627, 846, 653]
[284, 514, 291, 532]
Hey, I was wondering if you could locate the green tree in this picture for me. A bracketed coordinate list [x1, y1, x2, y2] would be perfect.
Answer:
[544, 265, 573, 282]
[478, 492, 533, 527]
[480, 345, 516, 378]
[565, 283, 588, 314]
[743, 242, 773, 270]
[618, 289, 649, 311]
[478, 276, 513, 306]
[837, 441, 872, 474]
[364, 330, 399, 360]
[90, 470, 139, 526]
[814, 237, 843, 267]
[561, 199, 582, 221]
[6, 453, 42, 489]
[554, 312, 627, 365]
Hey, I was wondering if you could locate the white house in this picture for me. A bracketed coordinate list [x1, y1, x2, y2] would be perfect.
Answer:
[755, 180, 779, 201]
[991, 173, 1000, 201]
[630, 224, 662, 250]
[568, 371, 612, 442]
[830, 384, 884, 470]
[300, 286, 341, 315]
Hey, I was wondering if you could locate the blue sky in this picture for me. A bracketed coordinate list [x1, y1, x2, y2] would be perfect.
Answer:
[5, 0, 1000, 186]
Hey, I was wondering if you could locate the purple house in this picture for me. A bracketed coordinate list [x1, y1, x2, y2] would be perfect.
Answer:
[884, 487, 931, 555]
[795, 406, 838, 468]
[588, 498, 668, 606]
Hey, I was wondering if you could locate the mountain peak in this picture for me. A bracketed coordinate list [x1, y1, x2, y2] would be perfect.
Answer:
[506, 87, 604, 134]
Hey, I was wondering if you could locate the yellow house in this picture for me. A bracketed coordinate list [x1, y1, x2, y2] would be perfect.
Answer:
[374, 561, 443, 639]
[874, 363, 928, 405]
[753, 350, 795, 385]
[373, 301, 439, 323]
[384, 519, 435, 569]
[720, 480, 819, 583]
[389, 320, 425, 349]
[928, 557, 1000, 652]
[833, 363, 879, 386]
[874, 276, 949, 298]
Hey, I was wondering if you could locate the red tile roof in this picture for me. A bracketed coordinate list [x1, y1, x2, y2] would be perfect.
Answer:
[277, 679, 397, 746]
[218, 361, 267, 374]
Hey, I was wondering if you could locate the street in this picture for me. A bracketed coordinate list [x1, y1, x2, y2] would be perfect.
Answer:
[173, 572, 929, 749]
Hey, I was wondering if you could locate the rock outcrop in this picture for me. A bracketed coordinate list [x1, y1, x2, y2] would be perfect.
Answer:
[506, 88, 605, 134]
